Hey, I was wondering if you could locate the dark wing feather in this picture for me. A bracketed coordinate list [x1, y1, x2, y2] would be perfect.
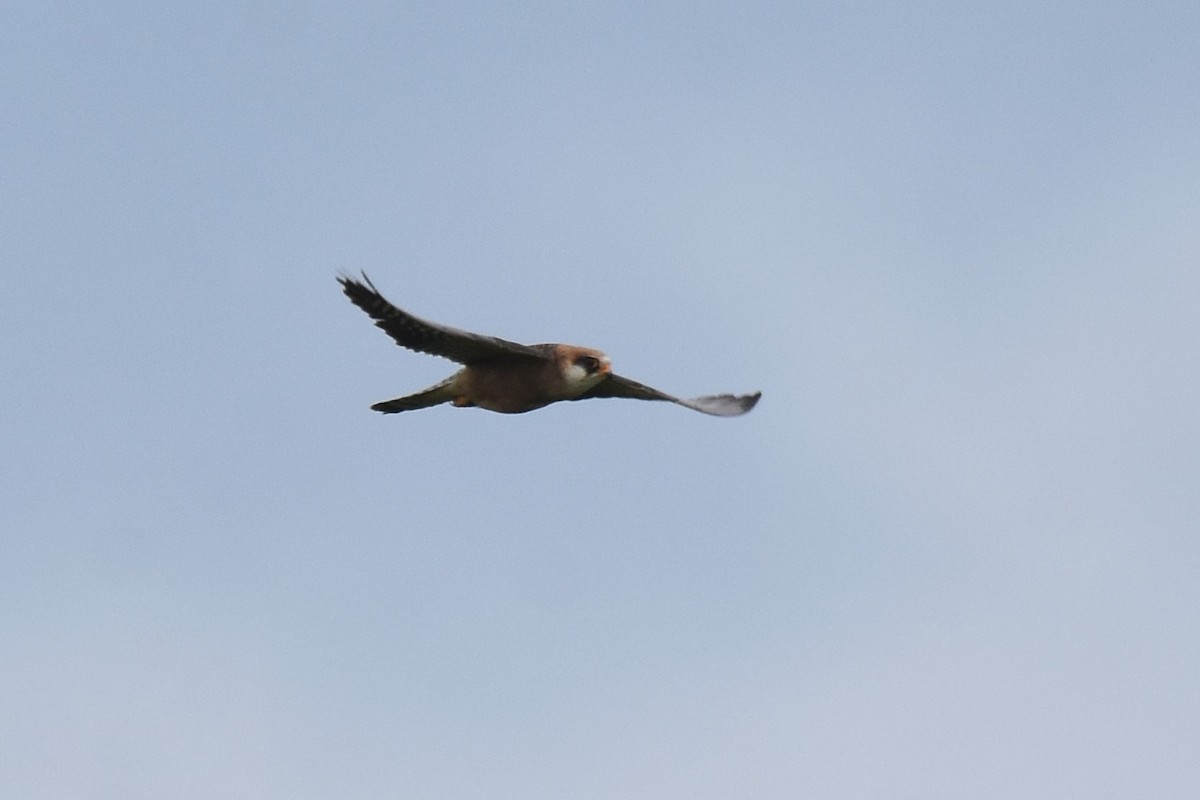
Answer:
[339, 273, 547, 365]
[575, 374, 761, 417]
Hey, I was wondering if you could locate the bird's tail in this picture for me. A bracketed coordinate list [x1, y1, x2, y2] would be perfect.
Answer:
[370, 376, 458, 414]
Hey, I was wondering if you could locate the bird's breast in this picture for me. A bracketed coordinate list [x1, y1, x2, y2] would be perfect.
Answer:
[454, 361, 567, 414]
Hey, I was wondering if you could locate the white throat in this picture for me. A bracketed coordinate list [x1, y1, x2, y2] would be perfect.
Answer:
[561, 356, 611, 395]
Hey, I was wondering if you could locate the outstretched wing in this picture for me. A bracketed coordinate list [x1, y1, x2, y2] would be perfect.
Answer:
[339, 273, 548, 365]
[575, 373, 761, 417]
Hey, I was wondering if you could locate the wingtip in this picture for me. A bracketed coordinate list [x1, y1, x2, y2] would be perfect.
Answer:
[681, 390, 762, 417]
[337, 270, 376, 291]
[731, 390, 762, 415]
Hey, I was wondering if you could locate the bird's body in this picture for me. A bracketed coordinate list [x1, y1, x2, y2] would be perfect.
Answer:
[338, 274, 760, 417]
[385, 345, 608, 414]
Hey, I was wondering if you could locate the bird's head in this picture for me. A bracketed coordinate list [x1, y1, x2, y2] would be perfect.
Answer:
[557, 345, 612, 395]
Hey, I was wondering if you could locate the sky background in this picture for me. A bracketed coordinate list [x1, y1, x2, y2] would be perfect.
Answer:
[3, 3, 1199, 798]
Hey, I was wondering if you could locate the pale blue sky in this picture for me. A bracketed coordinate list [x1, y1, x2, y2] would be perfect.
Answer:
[3, 3, 1199, 798]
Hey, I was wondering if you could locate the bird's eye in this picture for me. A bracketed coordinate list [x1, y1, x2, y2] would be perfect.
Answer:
[576, 355, 600, 373]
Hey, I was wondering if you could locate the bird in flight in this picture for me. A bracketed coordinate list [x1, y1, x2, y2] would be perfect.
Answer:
[338, 274, 761, 417]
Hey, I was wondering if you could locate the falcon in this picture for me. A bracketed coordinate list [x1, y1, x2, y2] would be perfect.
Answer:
[338, 274, 761, 417]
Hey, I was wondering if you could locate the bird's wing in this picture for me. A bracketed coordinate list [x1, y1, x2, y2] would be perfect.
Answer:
[574, 373, 761, 417]
[339, 273, 548, 365]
